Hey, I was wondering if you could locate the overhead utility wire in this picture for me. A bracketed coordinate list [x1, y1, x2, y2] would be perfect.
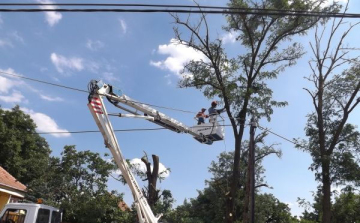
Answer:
[257, 125, 304, 147]
[0, 3, 231, 9]
[0, 6, 359, 18]
[0, 70, 88, 93]
[0, 70, 196, 113]
[35, 124, 300, 150]
[0, 3, 345, 14]
[36, 128, 167, 134]
[34, 124, 235, 135]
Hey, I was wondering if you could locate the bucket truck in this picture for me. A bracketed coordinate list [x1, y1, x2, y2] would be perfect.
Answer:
[87, 80, 224, 223]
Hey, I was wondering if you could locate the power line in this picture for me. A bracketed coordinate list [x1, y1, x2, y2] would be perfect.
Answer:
[257, 125, 303, 147]
[0, 3, 231, 9]
[33, 124, 235, 135]
[34, 124, 306, 151]
[0, 70, 88, 93]
[36, 128, 167, 135]
[0, 70, 197, 113]
[0, 3, 340, 14]
[2, 8, 358, 18]
[0, 4, 358, 18]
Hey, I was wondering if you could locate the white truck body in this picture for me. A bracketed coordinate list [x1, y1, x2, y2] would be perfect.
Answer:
[0, 203, 61, 223]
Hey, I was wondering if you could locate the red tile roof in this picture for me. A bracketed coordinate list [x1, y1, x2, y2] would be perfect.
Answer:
[0, 166, 27, 192]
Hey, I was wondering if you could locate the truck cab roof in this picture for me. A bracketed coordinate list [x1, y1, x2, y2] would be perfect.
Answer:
[3, 203, 60, 212]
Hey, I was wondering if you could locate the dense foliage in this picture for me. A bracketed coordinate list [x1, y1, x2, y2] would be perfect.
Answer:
[0, 106, 51, 185]
[27, 146, 131, 223]
[163, 151, 295, 223]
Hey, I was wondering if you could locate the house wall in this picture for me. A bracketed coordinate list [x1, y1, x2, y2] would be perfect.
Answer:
[0, 191, 10, 212]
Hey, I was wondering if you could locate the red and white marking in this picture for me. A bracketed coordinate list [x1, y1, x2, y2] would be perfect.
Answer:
[91, 97, 103, 114]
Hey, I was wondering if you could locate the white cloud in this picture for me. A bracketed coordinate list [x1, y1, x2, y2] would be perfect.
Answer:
[37, 0, 63, 27]
[50, 53, 84, 73]
[0, 91, 26, 103]
[0, 39, 13, 48]
[158, 162, 170, 178]
[221, 31, 238, 44]
[150, 38, 207, 77]
[119, 19, 127, 34]
[40, 94, 64, 102]
[0, 76, 18, 94]
[130, 158, 147, 173]
[0, 68, 24, 93]
[130, 158, 170, 178]
[102, 72, 120, 82]
[21, 107, 70, 138]
[9, 31, 24, 44]
[0, 68, 65, 103]
[86, 39, 105, 51]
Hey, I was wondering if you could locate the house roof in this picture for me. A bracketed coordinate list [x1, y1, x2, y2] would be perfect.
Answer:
[0, 166, 26, 192]
[118, 200, 130, 212]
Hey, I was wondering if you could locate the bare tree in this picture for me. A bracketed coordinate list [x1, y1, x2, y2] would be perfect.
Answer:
[302, 3, 360, 222]
[141, 154, 160, 209]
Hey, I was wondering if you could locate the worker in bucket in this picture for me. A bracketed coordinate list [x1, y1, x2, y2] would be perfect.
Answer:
[196, 108, 209, 125]
[208, 101, 225, 123]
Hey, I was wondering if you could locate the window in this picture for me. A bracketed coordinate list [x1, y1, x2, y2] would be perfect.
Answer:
[0, 209, 27, 223]
[35, 209, 50, 223]
[50, 211, 61, 223]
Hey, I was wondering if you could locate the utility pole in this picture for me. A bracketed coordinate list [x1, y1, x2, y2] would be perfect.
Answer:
[249, 117, 257, 223]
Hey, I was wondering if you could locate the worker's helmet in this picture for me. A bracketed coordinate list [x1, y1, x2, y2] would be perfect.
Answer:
[201, 108, 206, 111]
[211, 101, 217, 107]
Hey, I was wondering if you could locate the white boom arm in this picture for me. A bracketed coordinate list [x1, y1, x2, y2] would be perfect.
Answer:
[88, 92, 161, 223]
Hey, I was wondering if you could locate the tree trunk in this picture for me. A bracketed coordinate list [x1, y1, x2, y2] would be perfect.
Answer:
[141, 154, 159, 209]
[226, 128, 244, 223]
[321, 158, 331, 223]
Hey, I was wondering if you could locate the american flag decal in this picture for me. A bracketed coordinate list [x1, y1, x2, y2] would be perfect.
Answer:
[91, 97, 103, 114]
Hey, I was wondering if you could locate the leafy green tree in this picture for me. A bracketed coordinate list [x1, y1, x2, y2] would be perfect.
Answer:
[0, 106, 51, 185]
[298, 191, 323, 223]
[151, 189, 175, 221]
[172, 1, 338, 222]
[299, 4, 360, 222]
[28, 146, 131, 223]
[299, 189, 360, 223]
[255, 193, 298, 223]
[332, 190, 360, 222]
[165, 148, 289, 223]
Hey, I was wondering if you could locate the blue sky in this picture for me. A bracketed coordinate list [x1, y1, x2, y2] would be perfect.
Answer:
[0, 0, 359, 217]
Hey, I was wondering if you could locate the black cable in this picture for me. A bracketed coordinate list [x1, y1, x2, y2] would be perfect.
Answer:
[0, 3, 230, 9]
[33, 124, 234, 135]
[1, 8, 359, 18]
[0, 3, 354, 18]
[0, 70, 88, 93]
[257, 125, 302, 147]
[35, 128, 167, 135]
[0, 70, 197, 113]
